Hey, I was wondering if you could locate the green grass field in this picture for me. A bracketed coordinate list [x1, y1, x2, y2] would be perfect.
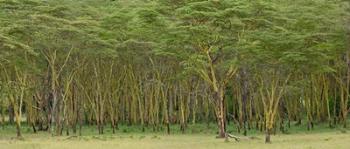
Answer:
[0, 132, 349, 149]
[0, 124, 349, 149]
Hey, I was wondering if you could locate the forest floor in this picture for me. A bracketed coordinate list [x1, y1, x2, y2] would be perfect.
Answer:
[0, 124, 349, 149]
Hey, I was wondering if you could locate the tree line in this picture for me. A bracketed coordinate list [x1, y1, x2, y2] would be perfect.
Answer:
[0, 0, 349, 143]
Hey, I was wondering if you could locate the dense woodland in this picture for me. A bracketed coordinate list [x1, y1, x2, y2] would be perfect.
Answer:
[0, 0, 350, 143]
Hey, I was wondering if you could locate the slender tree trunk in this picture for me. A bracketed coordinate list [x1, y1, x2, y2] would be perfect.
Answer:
[216, 88, 226, 138]
[15, 120, 22, 138]
[265, 128, 272, 143]
[8, 105, 14, 125]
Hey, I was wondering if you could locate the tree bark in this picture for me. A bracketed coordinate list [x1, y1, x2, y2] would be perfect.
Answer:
[216, 88, 226, 138]
[8, 105, 14, 124]
[16, 121, 22, 138]
[265, 128, 272, 143]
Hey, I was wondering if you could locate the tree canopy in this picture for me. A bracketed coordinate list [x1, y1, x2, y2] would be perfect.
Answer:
[0, 0, 349, 143]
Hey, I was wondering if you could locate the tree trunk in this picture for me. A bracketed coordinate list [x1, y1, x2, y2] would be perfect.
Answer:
[216, 89, 226, 138]
[32, 123, 37, 133]
[16, 121, 22, 138]
[50, 90, 58, 135]
[265, 128, 272, 143]
[8, 105, 14, 124]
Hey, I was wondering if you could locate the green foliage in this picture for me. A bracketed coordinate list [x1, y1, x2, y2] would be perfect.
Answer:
[0, 0, 349, 140]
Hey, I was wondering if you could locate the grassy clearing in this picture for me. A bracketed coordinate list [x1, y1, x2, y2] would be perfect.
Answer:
[0, 123, 349, 149]
[0, 131, 349, 149]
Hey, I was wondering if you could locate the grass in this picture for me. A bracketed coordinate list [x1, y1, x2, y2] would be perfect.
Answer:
[0, 132, 349, 149]
[0, 122, 350, 149]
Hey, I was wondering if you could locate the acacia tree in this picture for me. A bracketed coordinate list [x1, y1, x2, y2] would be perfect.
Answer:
[157, 1, 251, 137]
[0, 35, 36, 138]
[237, 0, 347, 143]
[0, 0, 349, 141]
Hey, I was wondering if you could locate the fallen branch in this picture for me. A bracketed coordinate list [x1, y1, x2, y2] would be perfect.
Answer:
[226, 133, 240, 142]
[64, 135, 79, 140]
[225, 133, 261, 142]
